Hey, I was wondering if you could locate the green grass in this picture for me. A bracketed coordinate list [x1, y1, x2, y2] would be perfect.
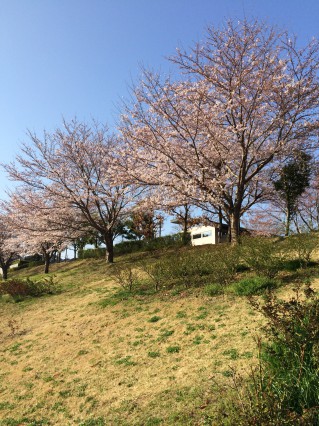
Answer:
[148, 315, 161, 323]
[166, 345, 181, 354]
[231, 276, 278, 296]
[0, 245, 318, 425]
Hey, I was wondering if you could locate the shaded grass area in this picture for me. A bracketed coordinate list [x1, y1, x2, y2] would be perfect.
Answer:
[0, 241, 319, 425]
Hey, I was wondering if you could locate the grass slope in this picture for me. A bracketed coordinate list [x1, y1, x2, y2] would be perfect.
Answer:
[0, 252, 317, 425]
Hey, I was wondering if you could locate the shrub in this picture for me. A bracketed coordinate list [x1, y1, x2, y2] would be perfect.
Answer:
[17, 259, 45, 269]
[114, 240, 144, 255]
[207, 245, 239, 286]
[187, 244, 239, 288]
[240, 236, 286, 278]
[220, 285, 319, 425]
[253, 285, 319, 418]
[110, 264, 140, 292]
[140, 258, 173, 291]
[171, 251, 205, 287]
[140, 244, 239, 290]
[284, 232, 319, 267]
[114, 233, 188, 255]
[204, 283, 224, 296]
[28, 260, 46, 268]
[232, 276, 278, 296]
[0, 277, 59, 300]
[78, 248, 106, 259]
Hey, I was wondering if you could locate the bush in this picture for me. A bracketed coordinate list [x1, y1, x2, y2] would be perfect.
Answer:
[254, 286, 319, 418]
[282, 259, 304, 271]
[28, 260, 46, 268]
[17, 255, 44, 269]
[284, 232, 319, 268]
[140, 257, 175, 291]
[240, 236, 286, 278]
[232, 276, 278, 296]
[171, 251, 205, 287]
[204, 283, 224, 296]
[170, 244, 239, 288]
[140, 244, 239, 291]
[110, 264, 140, 292]
[220, 285, 319, 425]
[78, 248, 106, 259]
[206, 245, 239, 286]
[114, 234, 188, 256]
[114, 240, 144, 255]
[78, 234, 188, 259]
[0, 277, 59, 300]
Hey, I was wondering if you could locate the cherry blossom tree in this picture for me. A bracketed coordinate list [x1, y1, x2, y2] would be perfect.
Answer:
[2, 188, 81, 273]
[3, 119, 144, 263]
[243, 207, 285, 236]
[0, 214, 19, 280]
[121, 19, 319, 243]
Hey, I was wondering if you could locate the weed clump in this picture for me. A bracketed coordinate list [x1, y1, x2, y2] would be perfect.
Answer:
[148, 351, 160, 358]
[166, 345, 181, 354]
[232, 276, 278, 296]
[204, 283, 224, 296]
[148, 316, 161, 323]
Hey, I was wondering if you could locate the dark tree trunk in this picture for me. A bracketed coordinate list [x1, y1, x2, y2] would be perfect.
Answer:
[218, 206, 223, 243]
[44, 253, 51, 274]
[285, 210, 291, 237]
[1, 265, 8, 280]
[104, 232, 114, 263]
[182, 205, 189, 245]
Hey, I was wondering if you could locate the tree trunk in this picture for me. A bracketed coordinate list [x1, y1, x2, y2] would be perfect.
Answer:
[104, 233, 114, 263]
[294, 217, 301, 234]
[218, 207, 223, 243]
[44, 253, 50, 274]
[1, 265, 8, 280]
[181, 204, 191, 245]
[285, 210, 291, 237]
[229, 211, 240, 244]
[73, 244, 77, 260]
[182, 211, 189, 245]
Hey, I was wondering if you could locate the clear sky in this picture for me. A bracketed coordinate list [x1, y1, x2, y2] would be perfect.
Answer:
[1, 0, 319, 200]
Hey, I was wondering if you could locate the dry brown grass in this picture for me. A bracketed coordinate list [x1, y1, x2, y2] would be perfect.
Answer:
[0, 255, 317, 425]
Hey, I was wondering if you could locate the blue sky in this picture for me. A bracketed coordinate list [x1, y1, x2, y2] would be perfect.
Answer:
[1, 0, 319, 204]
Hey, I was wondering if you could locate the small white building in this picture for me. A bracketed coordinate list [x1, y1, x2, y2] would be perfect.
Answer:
[191, 226, 216, 246]
[190, 223, 249, 246]
[190, 223, 230, 246]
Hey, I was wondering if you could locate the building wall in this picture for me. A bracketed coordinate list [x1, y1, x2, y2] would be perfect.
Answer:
[190, 226, 216, 246]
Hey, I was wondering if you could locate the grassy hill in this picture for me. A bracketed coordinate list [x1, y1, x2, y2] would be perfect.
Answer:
[0, 242, 319, 425]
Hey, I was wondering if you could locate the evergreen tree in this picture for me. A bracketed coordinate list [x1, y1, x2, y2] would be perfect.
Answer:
[273, 152, 311, 236]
